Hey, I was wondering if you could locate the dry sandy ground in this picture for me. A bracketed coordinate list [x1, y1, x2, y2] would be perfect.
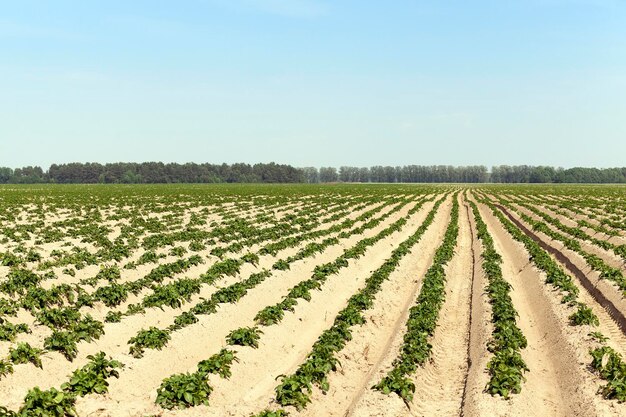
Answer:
[73, 199, 429, 416]
[347, 194, 470, 417]
[3, 192, 626, 416]
[0, 198, 395, 410]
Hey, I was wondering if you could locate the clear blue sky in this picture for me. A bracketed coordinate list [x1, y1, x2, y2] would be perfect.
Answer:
[1, 0, 625, 169]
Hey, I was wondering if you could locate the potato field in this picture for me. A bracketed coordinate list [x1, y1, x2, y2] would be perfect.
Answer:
[1, 183, 626, 417]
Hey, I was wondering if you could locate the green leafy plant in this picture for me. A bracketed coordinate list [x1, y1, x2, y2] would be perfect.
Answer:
[197, 349, 238, 379]
[372, 370, 415, 403]
[128, 327, 171, 358]
[226, 327, 263, 348]
[250, 410, 288, 417]
[569, 303, 600, 326]
[590, 346, 626, 401]
[255, 305, 284, 326]
[105, 311, 123, 323]
[0, 322, 30, 342]
[589, 331, 609, 343]
[0, 359, 14, 378]
[94, 283, 128, 307]
[170, 311, 198, 330]
[9, 342, 44, 369]
[155, 372, 212, 409]
[44, 331, 78, 361]
[18, 387, 77, 417]
[61, 352, 123, 395]
[274, 374, 312, 410]
[485, 349, 529, 398]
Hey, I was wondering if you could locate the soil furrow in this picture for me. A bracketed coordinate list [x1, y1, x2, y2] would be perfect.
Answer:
[474, 201, 597, 417]
[74, 199, 436, 417]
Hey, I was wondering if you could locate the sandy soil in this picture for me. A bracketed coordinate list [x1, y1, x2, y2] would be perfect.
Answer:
[0, 200, 407, 411]
[346, 194, 470, 417]
[3, 189, 626, 417]
[298, 195, 454, 417]
[514, 201, 626, 248]
[155, 198, 443, 417]
[470, 201, 596, 416]
[71, 199, 431, 416]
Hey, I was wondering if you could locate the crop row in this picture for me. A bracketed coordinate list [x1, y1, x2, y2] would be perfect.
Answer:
[0, 352, 122, 416]
[507, 198, 626, 262]
[372, 194, 459, 404]
[125, 196, 425, 356]
[469, 200, 528, 398]
[272, 195, 447, 410]
[501, 202, 626, 295]
[150, 194, 447, 410]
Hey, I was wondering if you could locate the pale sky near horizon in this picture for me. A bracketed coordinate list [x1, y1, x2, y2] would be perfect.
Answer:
[1, 0, 625, 169]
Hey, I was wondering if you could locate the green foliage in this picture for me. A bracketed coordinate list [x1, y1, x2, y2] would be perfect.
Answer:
[590, 346, 626, 401]
[469, 200, 529, 398]
[72, 315, 105, 342]
[0, 322, 30, 342]
[105, 311, 123, 323]
[250, 410, 288, 417]
[18, 387, 77, 417]
[255, 305, 284, 326]
[170, 311, 198, 330]
[36, 308, 81, 329]
[241, 252, 259, 266]
[273, 196, 445, 409]
[128, 327, 171, 358]
[0, 268, 41, 296]
[94, 283, 128, 307]
[274, 374, 312, 410]
[155, 372, 212, 410]
[95, 265, 121, 282]
[44, 331, 78, 361]
[372, 370, 415, 403]
[569, 303, 600, 326]
[272, 259, 290, 271]
[485, 349, 529, 398]
[142, 278, 201, 309]
[197, 349, 238, 379]
[62, 268, 75, 277]
[61, 352, 123, 396]
[589, 331, 608, 343]
[0, 299, 18, 316]
[226, 327, 263, 348]
[9, 342, 44, 369]
[373, 196, 457, 403]
[169, 246, 187, 257]
[0, 359, 14, 378]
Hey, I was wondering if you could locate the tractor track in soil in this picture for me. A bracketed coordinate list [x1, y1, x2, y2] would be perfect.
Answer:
[494, 204, 626, 337]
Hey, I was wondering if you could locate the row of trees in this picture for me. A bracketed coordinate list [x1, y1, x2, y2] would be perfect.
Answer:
[0, 162, 302, 184]
[490, 165, 626, 184]
[1, 163, 626, 184]
[301, 165, 489, 183]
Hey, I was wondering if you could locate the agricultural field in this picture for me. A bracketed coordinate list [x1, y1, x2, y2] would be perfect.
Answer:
[1, 183, 626, 417]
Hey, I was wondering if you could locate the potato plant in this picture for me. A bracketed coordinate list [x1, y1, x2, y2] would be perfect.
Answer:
[9, 343, 44, 369]
[226, 327, 263, 348]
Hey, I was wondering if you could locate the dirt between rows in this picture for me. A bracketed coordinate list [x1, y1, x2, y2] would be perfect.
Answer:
[472, 200, 600, 416]
[0, 201, 414, 412]
[495, 204, 626, 337]
[5, 193, 626, 416]
[509, 203, 626, 283]
[77, 199, 435, 416]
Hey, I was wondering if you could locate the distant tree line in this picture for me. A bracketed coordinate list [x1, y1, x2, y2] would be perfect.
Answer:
[1, 163, 626, 184]
[300, 165, 489, 183]
[489, 165, 626, 184]
[0, 162, 302, 184]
